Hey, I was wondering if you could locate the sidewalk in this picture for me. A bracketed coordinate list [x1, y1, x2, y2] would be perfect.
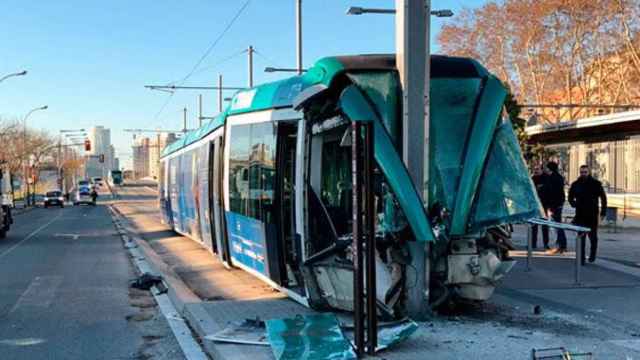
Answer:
[110, 185, 640, 359]
[511, 223, 640, 271]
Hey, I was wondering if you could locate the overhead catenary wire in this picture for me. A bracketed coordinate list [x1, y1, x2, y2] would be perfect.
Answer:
[177, 0, 251, 85]
[253, 48, 282, 68]
[148, 0, 251, 125]
[191, 48, 248, 77]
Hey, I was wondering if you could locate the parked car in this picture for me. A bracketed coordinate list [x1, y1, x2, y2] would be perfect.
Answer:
[78, 179, 94, 190]
[74, 187, 95, 206]
[33, 194, 45, 207]
[44, 190, 65, 208]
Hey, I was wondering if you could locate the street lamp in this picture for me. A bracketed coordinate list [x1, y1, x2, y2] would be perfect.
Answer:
[264, 67, 308, 73]
[22, 105, 48, 206]
[58, 130, 79, 196]
[346, 6, 454, 17]
[0, 70, 27, 83]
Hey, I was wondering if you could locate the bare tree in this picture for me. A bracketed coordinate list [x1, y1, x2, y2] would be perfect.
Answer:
[437, 0, 640, 124]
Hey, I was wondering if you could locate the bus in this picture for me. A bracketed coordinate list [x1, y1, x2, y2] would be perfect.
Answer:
[158, 54, 541, 317]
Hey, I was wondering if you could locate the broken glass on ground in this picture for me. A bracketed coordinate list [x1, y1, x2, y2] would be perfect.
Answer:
[341, 318, 419, 352]
[205, 317, 269, 346]
[266, 313, 356, 360]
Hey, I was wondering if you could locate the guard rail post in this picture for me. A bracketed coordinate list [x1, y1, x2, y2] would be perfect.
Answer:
[526, 224, 533, 272]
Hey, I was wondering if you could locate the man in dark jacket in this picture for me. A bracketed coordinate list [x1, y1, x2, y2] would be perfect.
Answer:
[531, 165, 549, 249]
[568, 165, 607, 264]
[543, 161, 567, 254]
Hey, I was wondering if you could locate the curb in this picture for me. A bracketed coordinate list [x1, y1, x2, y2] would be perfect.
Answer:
[108, 205, 209, 360]
[108, 204, 257, 360]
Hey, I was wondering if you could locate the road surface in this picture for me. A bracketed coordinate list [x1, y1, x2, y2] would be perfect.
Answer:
[0, 199, 184, 360]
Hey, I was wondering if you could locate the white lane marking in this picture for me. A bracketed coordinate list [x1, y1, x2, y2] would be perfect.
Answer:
[143, 186, 158, 194]
[0, 212, 63, 260]
[54, 233, 80, 240]
[10, 275, 64, 313]
[0, 338, 46, 346]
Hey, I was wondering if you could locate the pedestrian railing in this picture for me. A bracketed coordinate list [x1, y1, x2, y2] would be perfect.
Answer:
[525, 218, 590, 285]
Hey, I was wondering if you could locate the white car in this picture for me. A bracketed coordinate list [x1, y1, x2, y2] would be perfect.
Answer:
[74, 187, 96, 206]
[44, 190, 65, 208]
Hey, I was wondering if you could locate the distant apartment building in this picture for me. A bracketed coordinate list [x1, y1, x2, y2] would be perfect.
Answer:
[132, 137, 150, 180]
[85, 126, 117, 179]
[132, 133, 177, 180]
[149, 133, 177, 179]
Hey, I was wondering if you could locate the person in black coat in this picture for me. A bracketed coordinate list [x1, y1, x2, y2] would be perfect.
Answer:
[531, 165, 550, 249]
[542, 161, 568, 253]
[568, 165, 607, 264]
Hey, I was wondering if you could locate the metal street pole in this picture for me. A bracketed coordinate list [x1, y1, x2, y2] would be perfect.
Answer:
[198, 94, 203, 127]
[295, 0, 303, 75]
[395, 0, 430, 320]
[57, 139, 62, 191]
[183, 107, 187, 134]
[22, 105, 48, 206]
[248, 45, 254, 87]
[218, 74, 223, 113]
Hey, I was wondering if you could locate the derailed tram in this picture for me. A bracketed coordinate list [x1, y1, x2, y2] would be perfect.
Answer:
[158, 55, 541, 318]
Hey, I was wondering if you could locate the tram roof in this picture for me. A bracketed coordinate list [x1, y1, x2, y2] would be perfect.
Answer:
[161, 54, 488, 158]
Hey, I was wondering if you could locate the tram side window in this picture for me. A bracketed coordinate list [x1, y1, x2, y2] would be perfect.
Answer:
[309, 124, 352, 237]
[228, 122, 277, 223]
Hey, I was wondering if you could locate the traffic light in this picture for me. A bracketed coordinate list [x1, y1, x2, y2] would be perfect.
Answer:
[99, 154, 104, 163]
[84, 139, 91, 151]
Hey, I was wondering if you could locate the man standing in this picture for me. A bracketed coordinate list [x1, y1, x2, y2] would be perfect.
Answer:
[531, 165, 549, 249]
[544, 161, 568, 254]
[568, 165, 607, 264]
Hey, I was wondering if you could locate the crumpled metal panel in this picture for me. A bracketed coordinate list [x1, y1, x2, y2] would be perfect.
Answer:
[469, 122, 544, 231]
[266, 314, 356, 360]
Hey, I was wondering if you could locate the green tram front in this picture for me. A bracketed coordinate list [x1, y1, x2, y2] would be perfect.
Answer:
[158, 54, 541, 318]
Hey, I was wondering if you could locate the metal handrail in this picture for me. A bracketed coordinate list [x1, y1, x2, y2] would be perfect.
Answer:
[525, 218, 590, 285]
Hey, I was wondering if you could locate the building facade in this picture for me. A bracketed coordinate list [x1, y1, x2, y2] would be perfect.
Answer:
[132, 133, 177, 180]
[149, 133, 177, 180]
[527, 110, 640, 194]
[132, 137, 150, 180]
[85, 126, 117, 179]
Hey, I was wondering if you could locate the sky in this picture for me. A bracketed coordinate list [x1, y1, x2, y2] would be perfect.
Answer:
[0, 0, 485, 169]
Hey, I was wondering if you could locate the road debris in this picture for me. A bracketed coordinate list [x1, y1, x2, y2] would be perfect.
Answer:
[130, 273, 163, 291]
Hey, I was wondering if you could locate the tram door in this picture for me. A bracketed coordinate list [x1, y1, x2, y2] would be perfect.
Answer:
[275, 123, 305, 296]
[211, 137, 231, 266]
[207, 141, 218, 254]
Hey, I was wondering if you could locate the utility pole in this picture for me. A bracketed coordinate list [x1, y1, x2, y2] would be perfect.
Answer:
[198, 94, 203, 127]
[183, 107, 187, 134]
[218, 74, 223, 113]
[248, 45, 254, 87]
[295, 0, 303, 75]
[57, 140, 62, 191]
[395, 0, 430, 320]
